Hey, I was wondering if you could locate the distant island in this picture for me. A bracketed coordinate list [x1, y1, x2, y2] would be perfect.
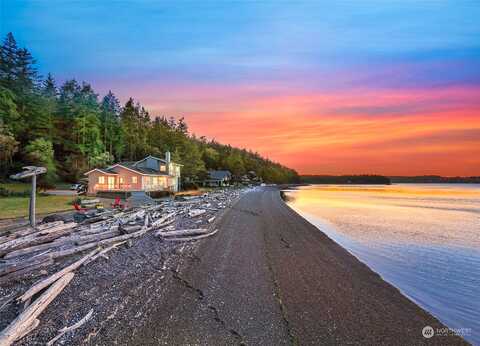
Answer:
[301, 175, 391, 185]
[389, 176, 480, 184]
[300, 175, 480, 185]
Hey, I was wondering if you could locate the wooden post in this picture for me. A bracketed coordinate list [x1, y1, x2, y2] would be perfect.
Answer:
[10, 167, 46, 228]
[30, 174, 36, 227]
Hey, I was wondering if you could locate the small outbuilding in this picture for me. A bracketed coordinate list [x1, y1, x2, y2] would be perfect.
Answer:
[203, 170, 232, 187]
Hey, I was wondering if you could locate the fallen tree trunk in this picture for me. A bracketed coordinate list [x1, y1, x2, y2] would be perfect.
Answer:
[0, 254, 52, 276]
[84, 241, 126, 265]
[50, 227, 148, 260]
[0, 259, 53, 286]
[163, 229, 219, 242]
[188, 209, 206, 218]
[157, 228, 209, 237]
[0, 223, 78, 257]
[151, 212, 176, 228]
[0, 272, 74, 346]
[18, 249, 99, 303]
[3, 228, 119, 259]
[15, 318, 39, 344]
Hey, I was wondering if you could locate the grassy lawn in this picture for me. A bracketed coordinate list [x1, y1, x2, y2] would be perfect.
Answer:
[0, 182, 32, 193]
[0, 195, 75, 219]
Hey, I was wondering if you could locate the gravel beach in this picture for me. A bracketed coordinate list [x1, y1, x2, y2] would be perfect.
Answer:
[1, 187, 469, 345]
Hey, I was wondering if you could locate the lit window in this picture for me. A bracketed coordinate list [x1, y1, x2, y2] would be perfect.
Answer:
[160, 165, 166, 172]
[98, 176, 105, 184]
[153, 177, 159, 185]
[132, 176, 137, 183]
[119, 177, 124, 184]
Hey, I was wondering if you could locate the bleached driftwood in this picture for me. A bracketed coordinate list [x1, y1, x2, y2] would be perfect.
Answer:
[151, 212, 176, 228]
[46, 309, 93, 346]
[0, 223, 78, 257]
[0, 272, 74, 346]
[0, 259, 53, 285]
[3, 229, 120, 259]
[15, 318, 39, 343]
[50, 227, 148, 260]
[163, 229, 219, 242]
[0, 254, 52, 277]
[158, 229, 209, 238]
[188, 209, 206, 218]
[18, 249, 99, 303]
[84, 241, 127, 265]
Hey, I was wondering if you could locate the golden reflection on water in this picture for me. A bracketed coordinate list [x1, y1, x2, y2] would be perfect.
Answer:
[287, 184, 480, 248]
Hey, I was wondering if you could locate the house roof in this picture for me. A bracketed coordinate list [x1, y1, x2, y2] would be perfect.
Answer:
[83, 168, 119, 175]
[135, 155, 167, 165]
[111, 162, 170, 176]
[208, 170, 232, 180]
[85, 155, 178, 176]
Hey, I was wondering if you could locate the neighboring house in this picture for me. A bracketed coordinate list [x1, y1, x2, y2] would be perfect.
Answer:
[85, 152, 182, 195]
[204, 170, 232, 187]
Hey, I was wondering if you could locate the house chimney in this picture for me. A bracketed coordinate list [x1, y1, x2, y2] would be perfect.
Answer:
[165, 151, 171, 175]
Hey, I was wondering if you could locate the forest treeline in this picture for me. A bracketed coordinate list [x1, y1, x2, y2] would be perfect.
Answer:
[301, 175, 391, 185]
[0, 33, 299, 187]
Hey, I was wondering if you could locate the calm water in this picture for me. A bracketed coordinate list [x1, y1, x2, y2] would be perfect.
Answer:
[284, 184, 480, 345]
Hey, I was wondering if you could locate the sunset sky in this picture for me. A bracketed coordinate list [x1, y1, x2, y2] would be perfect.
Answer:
[3, 1, 480, 175]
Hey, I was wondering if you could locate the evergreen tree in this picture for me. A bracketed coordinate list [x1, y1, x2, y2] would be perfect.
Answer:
[0, 33, 18, 89]
[15, 48, 38, 92]
[0, 32, 300, 185]
[42, 73, 57, 98]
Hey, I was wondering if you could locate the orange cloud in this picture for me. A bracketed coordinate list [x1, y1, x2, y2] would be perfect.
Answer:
[142, 84, 480, 176]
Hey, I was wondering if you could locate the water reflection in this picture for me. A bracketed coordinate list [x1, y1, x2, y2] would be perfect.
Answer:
[285, 184, 480, 345]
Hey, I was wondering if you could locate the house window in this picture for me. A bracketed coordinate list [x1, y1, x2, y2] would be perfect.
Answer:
[98, 176, 105, 184]
[119, 177, 124, 184]
[153, 177, 159, 185]
[160, 165, 166, 172]
[132, 176, 137, 184]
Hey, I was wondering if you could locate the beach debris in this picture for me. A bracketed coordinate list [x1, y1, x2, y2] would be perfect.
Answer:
[0, 272, 74, 346]
[188, 209, 206, 218]
[0, 188, 244, 343]
[46, 309, 93, 346]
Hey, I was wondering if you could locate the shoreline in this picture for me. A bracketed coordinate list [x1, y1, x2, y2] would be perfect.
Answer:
[1, 187, 469, 345]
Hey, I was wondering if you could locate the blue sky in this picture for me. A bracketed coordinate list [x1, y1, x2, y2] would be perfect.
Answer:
[2, 1, 480, 175]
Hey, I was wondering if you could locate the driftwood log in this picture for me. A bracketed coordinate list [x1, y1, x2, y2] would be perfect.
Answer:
[0, 259, 53, 285]
[163, 229, 219, 242]
[157, 228, 210, 238]
[18, 249, 99, 303]
[0, 272, 74, 346]
[84, 241, 127, 265]
[46, 309, 93, 346]
[0, 254, 52, 277]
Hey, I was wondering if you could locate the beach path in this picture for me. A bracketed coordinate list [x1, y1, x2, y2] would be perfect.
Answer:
[131, 187, 468, 345]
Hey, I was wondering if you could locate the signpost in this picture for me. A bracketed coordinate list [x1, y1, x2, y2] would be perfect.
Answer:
[10, 166, 47, 227]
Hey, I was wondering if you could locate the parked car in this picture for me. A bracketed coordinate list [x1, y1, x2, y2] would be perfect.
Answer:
[70, 183, 82, 190]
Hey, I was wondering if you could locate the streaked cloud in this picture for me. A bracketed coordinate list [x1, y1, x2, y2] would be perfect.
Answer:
[3, 0, 479, 175]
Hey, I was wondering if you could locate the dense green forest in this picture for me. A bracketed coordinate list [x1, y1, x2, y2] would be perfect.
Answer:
[0, 33, 299, 187]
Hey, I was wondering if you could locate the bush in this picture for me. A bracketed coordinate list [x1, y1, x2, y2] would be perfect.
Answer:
[182, 182, 199, 190]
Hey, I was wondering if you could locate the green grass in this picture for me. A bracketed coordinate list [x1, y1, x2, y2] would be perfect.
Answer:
[0, 182, 32, 193]
[0, 195, 75, 219]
